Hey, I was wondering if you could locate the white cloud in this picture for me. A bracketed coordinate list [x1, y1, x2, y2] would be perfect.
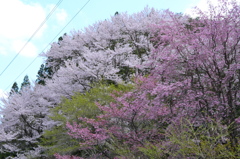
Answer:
[12, 40, 38, 57]
[0, 0, 47, 40]
[0, 1, 68, 58]
[46, 4, 68, 24]
[185, 0, 240, 17]
[0, 0, 47, 57]
[56, 9, 68, 24]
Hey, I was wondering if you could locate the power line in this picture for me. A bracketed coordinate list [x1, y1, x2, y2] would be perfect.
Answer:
[4, 0, 91, 91]
[0, 0, 64, 77]
[5, 57, 39, 91]
[48, 0, 91, 43]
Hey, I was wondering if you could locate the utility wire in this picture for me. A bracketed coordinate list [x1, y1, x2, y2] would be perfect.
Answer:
[5, 57, 39, 91]
[48, 0, 91, 44]
[4, 0, 91, 91]
[0, 0, 64, 77]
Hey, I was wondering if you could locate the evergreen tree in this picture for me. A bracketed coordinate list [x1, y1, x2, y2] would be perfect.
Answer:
[36, 64, 53, 85]
[36, 64, 45, 85]
[9, 82, 19, 96]
[20, 75, 30, 90]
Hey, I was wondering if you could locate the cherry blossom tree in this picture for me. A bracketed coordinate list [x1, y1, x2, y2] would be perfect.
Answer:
[0, 86, 43, 153]
[41, 7, 166, 83]
[149, 0, 240, 146]
[0, 7, 168, 158]
[62, 0, 240, 158]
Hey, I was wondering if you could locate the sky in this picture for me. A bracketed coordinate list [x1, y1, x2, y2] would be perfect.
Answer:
[0, 0, 227, 98]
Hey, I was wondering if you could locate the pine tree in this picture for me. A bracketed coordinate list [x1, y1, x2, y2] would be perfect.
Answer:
[36, 64, 45, 85]
[36, 64, 53, 85]
[20, 75, 30, 90]
[9, 82, 19, 96]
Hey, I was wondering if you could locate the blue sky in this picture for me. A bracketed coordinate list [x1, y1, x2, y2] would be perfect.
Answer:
[0, 0, 212, 98]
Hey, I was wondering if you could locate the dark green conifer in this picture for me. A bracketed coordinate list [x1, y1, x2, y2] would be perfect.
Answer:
[20, 75, 30, 90]
[36, 64, 54, 85]
[10, 82, 19, 95]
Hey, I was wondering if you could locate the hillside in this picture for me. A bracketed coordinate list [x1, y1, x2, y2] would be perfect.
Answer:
[0, 0, 240, 158]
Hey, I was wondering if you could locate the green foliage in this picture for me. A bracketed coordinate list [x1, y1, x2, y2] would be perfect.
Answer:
[41, 82, 134, 157]
[117, 66, 136, 81]
[139, 119, 240, 159]
[138, 143, 169, 159]
[132, 47, 148, 59]
[0, 152, 16, 159]
[106, 137, 148, 159]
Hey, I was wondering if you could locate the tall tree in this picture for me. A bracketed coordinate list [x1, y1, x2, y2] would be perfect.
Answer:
[36, 64, 45, 85]
[0, 85, 54, 158]
[9, 82, 19, 96]
[36, 64, 53, 85]
[40, 6, 163, 83]
[20, 75, 30, 90]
